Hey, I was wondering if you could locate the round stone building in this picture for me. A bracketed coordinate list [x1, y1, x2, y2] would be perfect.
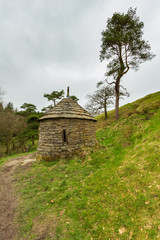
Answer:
[37, 96, 97, 160]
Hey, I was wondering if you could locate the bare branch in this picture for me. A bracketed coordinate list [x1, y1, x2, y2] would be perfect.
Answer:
[120, 85, 130, 97]
[105, 79, 116, 85]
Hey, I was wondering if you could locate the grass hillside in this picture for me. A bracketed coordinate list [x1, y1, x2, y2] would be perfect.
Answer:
[12, 92, 160, 239]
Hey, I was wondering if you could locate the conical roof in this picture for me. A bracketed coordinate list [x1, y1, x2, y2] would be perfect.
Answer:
[39, 97, 96, 121]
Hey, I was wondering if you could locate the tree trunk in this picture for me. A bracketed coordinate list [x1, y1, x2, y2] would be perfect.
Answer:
[20, 140, 25, 152]
[32, 136, 35, 146]
[12, 141, 15, 151]
[104, 90, 108, 119]
[104, 99, 108, 119]
[104, 109, 108, 119]
[23, 144, 26, 152]
[115, 91, 119, 120]
[115, 78, 120, 120]
[5, 142, 9, 154]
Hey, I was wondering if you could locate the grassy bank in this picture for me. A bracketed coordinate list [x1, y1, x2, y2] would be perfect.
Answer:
[7, 92, 160, 239]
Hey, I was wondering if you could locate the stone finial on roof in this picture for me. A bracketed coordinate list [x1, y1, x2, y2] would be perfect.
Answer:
[67, 87, 70, 98]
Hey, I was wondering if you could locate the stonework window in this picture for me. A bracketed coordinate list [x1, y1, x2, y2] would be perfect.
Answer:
[62, 130, 67, 143]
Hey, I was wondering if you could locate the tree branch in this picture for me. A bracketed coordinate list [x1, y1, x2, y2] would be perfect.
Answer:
[120, 85, 130, 97]
[123, 44, 130, 74]
[105, 79, 116, 85]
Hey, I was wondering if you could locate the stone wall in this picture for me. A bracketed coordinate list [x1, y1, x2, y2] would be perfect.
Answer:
[37, 118, 97, 160]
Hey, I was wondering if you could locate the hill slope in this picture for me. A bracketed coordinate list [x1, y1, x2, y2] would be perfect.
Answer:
[11, 92, 160, 239]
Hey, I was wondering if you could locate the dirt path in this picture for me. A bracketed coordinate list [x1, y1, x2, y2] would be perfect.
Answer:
[0, 153, 36, 240]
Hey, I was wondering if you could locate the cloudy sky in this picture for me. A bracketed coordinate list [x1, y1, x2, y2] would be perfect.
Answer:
[0, 0, 159, 111]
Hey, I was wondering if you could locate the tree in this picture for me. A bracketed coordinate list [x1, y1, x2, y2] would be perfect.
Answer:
[0, 102, 3, 112]
[19, 103, 37, 116]
[4, 102, 14, 111]
[100, 8, 155, 120]
[25, 114, 40, 146]
[16, 103, 41, 151]
[0, 110, 26, 154]
[0, 88, 5, 112]
[86, 83, 114, 119]
[70, 95, 79, 101]
[44, 90, 64, 106]
[18, 103, 42, 148]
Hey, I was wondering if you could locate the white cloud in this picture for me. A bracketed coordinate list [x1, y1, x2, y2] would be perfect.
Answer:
[0, 0, 159, 111]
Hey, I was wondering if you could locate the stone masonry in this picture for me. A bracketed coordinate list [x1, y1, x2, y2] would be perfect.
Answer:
[37, 97, 97, 160]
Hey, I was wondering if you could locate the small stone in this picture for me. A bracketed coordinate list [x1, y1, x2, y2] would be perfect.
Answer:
[119, 227, 126, 235]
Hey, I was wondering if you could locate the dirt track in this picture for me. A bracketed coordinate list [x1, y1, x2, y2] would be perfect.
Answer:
[0, 153, 36, 240]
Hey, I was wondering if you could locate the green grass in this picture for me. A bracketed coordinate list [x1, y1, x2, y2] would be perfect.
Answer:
[2, 91, 160, 239]
[0, 139, 38, 159]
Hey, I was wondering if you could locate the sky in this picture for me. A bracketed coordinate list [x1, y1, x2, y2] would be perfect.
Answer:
[0, 0, 159, 111]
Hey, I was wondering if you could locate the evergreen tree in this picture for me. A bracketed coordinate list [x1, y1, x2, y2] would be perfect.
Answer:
[100, 8, 155, 120]
[44, 90, 64, 106]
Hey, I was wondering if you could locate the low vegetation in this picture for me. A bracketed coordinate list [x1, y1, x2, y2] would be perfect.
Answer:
[0, 101, 41, 156]
[2, 91, 160, 239]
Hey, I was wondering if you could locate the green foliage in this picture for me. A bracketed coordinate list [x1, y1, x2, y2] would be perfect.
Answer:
[70, 95, 79, 101]
[27, 114, 40, 125]
[100, 7, 155, 74]
[17, 105, 43, 150]
[44, 90, 64, 106]
[23, 113, 42, 146]
[4, 91, 160, 239]
[19, 103, 37, 116]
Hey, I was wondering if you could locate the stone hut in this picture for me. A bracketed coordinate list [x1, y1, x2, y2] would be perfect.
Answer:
[37, 95, 97, 160]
